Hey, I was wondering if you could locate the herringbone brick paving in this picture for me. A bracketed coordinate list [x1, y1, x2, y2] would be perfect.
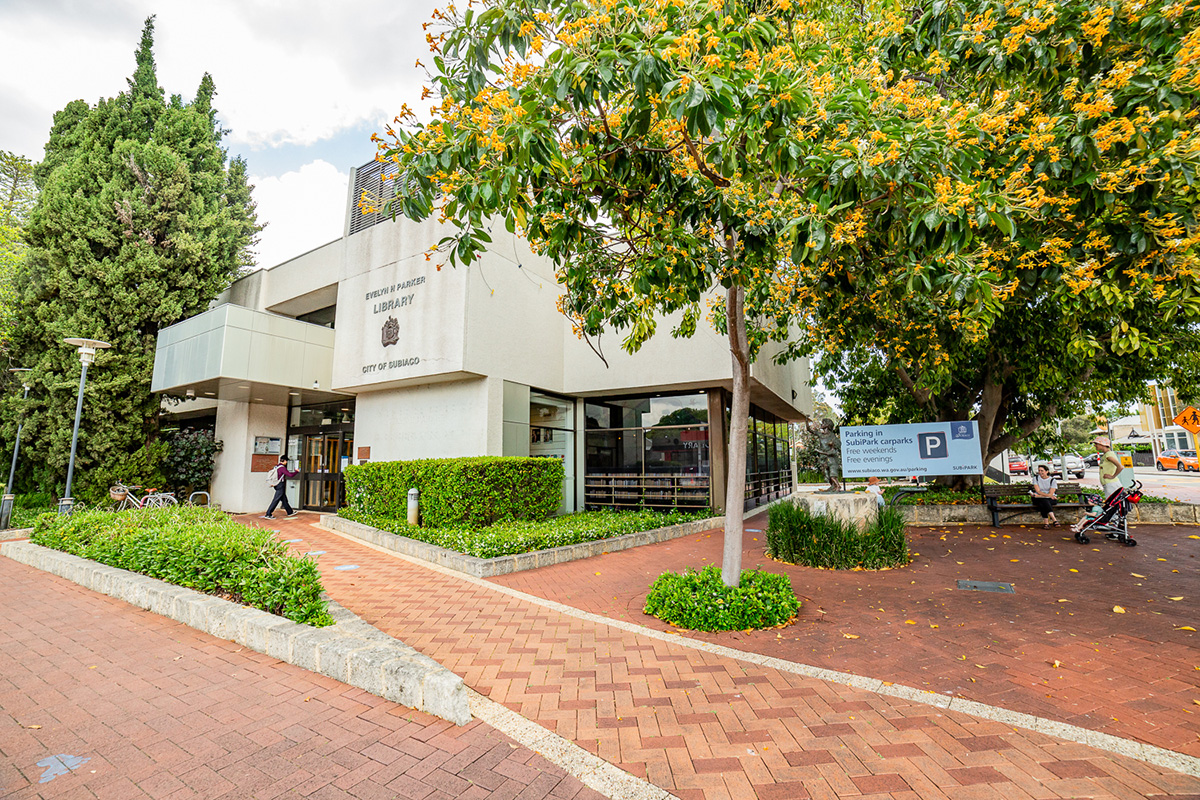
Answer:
[244, 513, 1200, 800]
[0, 554, 605, 800]
[493, 519, 1200, 759]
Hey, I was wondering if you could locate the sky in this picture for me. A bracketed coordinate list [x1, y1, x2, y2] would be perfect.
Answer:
[0, 0, 441, 269]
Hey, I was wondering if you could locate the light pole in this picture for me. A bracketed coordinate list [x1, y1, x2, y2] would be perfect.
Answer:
[59, 338, 111, 515]
[1, 368, 32, 530]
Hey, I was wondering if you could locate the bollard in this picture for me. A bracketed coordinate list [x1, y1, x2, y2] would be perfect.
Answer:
[0, 494, 13, 530]
[407, 488, 420, 527]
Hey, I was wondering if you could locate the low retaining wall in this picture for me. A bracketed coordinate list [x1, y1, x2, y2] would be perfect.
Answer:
[898, 502, 1200, 526]
[0, 541, 470, 726]
[322, 514, 724, 578]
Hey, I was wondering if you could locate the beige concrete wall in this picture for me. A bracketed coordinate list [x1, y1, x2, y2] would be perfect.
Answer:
[353, 377, 491, 463]
[561, 304, 809, 420]
[211, 400, 289, 514]
[462, 229, 565, 394]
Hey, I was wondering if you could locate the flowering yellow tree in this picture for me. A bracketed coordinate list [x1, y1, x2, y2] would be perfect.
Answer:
[757, 0, 1200, 474]
[379, 0, 1199, 578]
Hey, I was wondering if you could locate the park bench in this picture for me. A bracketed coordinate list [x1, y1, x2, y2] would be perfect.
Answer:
[982, 482, 1088, 527]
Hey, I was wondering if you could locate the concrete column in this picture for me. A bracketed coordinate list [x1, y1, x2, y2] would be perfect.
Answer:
[211, 400, 288, 514]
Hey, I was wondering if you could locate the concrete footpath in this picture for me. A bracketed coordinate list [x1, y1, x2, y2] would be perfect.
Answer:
[249, 513, 1200, 800]
[0, 552, 605, 800]
[3, 508, 1198, 800]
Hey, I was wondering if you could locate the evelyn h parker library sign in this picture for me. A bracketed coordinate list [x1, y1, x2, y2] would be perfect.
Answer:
[840, 421, 984, 478]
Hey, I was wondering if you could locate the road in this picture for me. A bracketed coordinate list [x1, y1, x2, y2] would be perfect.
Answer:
[1072, 464, 1200, 503]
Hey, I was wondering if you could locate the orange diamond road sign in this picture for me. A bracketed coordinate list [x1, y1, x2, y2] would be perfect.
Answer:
[1174, 406, 1200, 435]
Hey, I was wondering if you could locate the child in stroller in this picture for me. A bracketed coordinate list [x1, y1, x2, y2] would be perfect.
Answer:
[1071, 480, 1142, 546]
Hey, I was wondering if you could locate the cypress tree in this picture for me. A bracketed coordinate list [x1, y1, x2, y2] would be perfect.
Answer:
[5, 16, 259, 499]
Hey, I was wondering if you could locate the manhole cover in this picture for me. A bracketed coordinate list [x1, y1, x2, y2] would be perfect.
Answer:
[957, 580, 1015, 594]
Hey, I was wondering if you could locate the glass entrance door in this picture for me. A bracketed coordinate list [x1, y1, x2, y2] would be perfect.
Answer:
[301, 432, 353, 511]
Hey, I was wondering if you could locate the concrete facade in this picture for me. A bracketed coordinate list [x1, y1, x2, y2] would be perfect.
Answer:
[152, 162, 813, 514]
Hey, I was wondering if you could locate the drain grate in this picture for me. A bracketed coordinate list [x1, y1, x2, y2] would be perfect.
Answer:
[957, 579, 1015, 594]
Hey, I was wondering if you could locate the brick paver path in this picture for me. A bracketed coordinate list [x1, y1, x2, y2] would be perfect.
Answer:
[245, 514, 1200, 800]
[0, 554, 604, 800]
[494, 516, 1200, 759]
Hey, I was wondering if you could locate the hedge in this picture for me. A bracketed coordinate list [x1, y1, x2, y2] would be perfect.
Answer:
[343, 456, 564, 527]
[31, 507, 333, 626]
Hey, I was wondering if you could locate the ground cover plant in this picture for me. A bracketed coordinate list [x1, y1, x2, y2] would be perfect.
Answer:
[339, 507, 712, 559]
[9, 492, 55, 529]
[31, 506, 333, 626]
[767, 503, 910, 570]
[643, 565, 799, 631]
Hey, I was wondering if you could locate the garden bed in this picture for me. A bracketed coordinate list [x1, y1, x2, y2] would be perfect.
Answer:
[328, 509, 721, 578]
[31, 506, 333, 626]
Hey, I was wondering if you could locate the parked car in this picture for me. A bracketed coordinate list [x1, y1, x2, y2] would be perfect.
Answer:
[1157, 449, 1199, 472]
[1008, 455, 1028, 475]
[1033, 454, 1086, 479]
[1082, 452, 1101, 467]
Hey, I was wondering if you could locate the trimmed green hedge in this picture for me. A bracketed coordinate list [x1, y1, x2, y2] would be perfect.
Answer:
[643, 566, 799, 631]
[767, 502, 910, 570]
[31, 507, 333, 626]
[340, 507, 710, 559]
[344, 456, 564, 527]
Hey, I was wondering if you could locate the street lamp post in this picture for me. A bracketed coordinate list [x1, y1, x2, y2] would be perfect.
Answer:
[1, 368, 32, 530]
[59, 338, 111, 515]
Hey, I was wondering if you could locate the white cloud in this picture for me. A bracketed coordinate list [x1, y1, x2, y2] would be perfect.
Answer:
[250, 160, 349, 269]
[0, 0, 438, 159]
[0, 0, 437, 271]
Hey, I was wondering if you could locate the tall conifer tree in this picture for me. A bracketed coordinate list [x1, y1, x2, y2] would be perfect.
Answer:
[5, 16, 259, 498]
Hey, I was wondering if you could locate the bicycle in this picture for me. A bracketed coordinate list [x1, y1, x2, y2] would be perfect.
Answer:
[109, 483, 179, 511]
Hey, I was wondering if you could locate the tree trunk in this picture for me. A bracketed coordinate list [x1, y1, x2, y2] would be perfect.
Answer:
[722, 282, 751, 588]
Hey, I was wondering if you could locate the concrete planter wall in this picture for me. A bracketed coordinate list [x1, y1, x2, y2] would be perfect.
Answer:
[322, 514, 724, 578]
[898, 502, 1200, 526]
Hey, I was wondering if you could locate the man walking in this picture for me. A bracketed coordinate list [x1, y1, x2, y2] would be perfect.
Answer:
[263, 455, 298, 519]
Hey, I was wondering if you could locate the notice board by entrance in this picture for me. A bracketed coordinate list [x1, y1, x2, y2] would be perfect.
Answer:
[840, 421, 983, 478]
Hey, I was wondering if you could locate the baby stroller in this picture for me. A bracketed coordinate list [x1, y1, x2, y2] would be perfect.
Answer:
[1073, 480, 1142, 546]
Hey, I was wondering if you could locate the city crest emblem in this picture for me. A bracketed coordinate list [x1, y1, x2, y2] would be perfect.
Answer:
[381, 316, 399, 347]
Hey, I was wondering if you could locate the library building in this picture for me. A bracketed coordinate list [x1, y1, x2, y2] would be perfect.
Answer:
[151, 161, 813, 515]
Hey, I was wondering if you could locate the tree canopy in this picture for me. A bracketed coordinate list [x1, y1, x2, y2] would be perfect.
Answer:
[2, 16, 259, 499]
[379, 0, 1199, 568]
[0, 150, 36, 363]
[771, 0, 1200, 474]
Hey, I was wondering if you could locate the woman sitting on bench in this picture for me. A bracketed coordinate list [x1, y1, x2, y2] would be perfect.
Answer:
[1031, 464, 1060, 528]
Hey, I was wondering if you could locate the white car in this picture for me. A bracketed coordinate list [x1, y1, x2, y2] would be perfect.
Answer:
[1032, 454, 1086, 480]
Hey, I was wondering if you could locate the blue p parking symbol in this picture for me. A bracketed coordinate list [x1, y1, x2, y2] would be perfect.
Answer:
[918, 432, 948, 459]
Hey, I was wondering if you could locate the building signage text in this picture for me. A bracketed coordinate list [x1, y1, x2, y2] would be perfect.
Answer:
[840, 421, 982, 477]
[366, 276, 425, 315]
[362, 357, 420, 375]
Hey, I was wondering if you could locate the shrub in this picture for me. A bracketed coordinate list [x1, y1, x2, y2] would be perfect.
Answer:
[339, 507, 711, 559]
[643, 565, 799, 631]
[163, 428, 223, 494]
[767, 502, 910, 570]
[31, 506, 333, 626]
[344, 456, 564, 527]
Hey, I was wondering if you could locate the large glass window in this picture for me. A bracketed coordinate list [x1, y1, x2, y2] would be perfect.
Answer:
[290, 400, 355, 428]
[585, 392, 711, 510]
[585, 394, 708, 430]
[743, 404, 793, 507]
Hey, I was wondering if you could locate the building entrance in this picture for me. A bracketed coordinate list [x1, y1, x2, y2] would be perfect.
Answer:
[301, 432, 354, 511]
[286, 400, 355, 512]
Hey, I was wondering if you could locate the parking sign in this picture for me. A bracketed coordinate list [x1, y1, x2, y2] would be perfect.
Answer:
[840, 422, 984, 478]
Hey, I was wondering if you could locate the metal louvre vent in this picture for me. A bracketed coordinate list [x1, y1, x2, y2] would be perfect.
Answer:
[347, 160, 426, 236]
[349, 161, 384, 235]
